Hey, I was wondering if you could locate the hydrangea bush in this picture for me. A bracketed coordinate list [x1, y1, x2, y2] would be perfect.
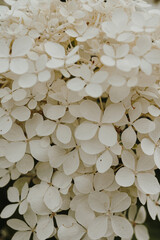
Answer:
[0, 0, 160, 239]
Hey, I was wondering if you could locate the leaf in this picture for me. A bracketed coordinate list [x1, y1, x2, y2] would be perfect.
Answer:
[111, 216, 133, 239]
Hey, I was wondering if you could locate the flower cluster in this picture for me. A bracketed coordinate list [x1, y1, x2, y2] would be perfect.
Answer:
[0, 0, 160, 239]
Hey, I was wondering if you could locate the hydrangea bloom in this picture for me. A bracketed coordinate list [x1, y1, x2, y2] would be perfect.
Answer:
[0, 0, 160, 240]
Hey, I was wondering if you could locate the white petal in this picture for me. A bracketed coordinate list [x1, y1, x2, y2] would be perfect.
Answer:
[135, 225, 149, 240]
[88, 216, 108, 240]
[81, 137, 105, 155]
[115, 167, 135, 187]
[1, 204, 18, 218]
[43, 104, 66, 120]
[11, 231, 31, 240]
[10, 58, 28, 75]
[121, 126, 136, 149]
[154, 147, 160, 169]
[88, 191, 110, 213]
[103, 44, 115, 57]
[56, 124, 72, 144]
[141, 138, 155, 155]
[66, 54, 80, 66]
[44, 42, 65, 58]
[148, 105, 160, 117]
[140, 58, 152, 75]
[110, 192, 131, 213]
[48, 146, 65, 168]
[12, 36, 32, 57]
[7, 187, 19, 202]
[67, 78, 85, 92]
[111, 216, 133, 239]
[85, 83, 103, 98]
[58, 222, 85, 240]
[128, 102, 142, 123]
[36, 120, 56, 136]
[137, 154, 155, 172]
[100, 55, 115, 66]
[94, 169, 114, 191]
[98, 124, 117, 147]
[3, 123, 26, 141]
[75, 201, 95, 228]
[74, 175, 93, 194]
[0, 39, 9, 57]
[29, 139, 49, 162]
[135, 206, 146, 224]
[80, 100, 101, 122]
[5, 142, 26, 163]
[91, 71, 108, 83]
[109, 85, 130, 103]
[133, 118, 155, 134]
[18, 73, 37, 88]
[75, 121, 98, 141]
[63, 149, 79, 175]
[24, 207, 37, 228]
[38, 70, 51, 82]
[116, 44, 129, 58]
[0, 59, 9, 73]
[11, 106, 30, 122]
[96, 150, 113, 173]
[117, 32, 135, 43]
[46, 58, 64, 69]
[27, 183, 50, 215]
[36, 162, 53, 182]
[7, 219, 30, 231]
[36, 216, 54, 240]
[108, 74, 126, 87]
[144, 49, 160, 64]
[137, 173, 160, 194]
[0, 115, 12, 135]
[102, 103, 125, 123]
[52, 171, 72, 190]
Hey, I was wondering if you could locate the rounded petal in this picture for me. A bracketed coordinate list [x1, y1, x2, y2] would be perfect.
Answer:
[98, 124, 117, 147]
[102, 102, 125, 123]
[111, 216, 133, 239]
[154, 147, 160, 169]
[75, 121, 98, 141]
[141, 138, 155, 155]
[110, 192, 131, 213]
[115, 167, 135, 187]
[7, 219, 30, 231]
[85, 83, 103, 98]
[67, 78, 85, 92]
[137, 173, 160, 195]
[5, 142, 26, 163]
[88, 216, 108, 240]
[10, 58, 28, 74]
[1, 204, 18, 218]
[18, 73, 37, 88]
[108, 74, 126, 87]
[7, 187, 19, 202]
[100, 55, 115, 66]
[43, 104, 66, 120]
[133, 118, 155, 134]
[96, 150, 113, 173]
[56, 124, 72, 144]
[135, 225, 149, 240]
[11, 106, 30, 122]
[121, 126, 136, 149]
[0, 115, 12, 135]
[12, 36, 33, 57]
[88, 191, 110, 213]
[80, 100, 101, 122]
[63, 149, 79, 175]
[44, 42, 65, 58]
[74, 175, 93, 194]
[0, 59, 9, 73]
